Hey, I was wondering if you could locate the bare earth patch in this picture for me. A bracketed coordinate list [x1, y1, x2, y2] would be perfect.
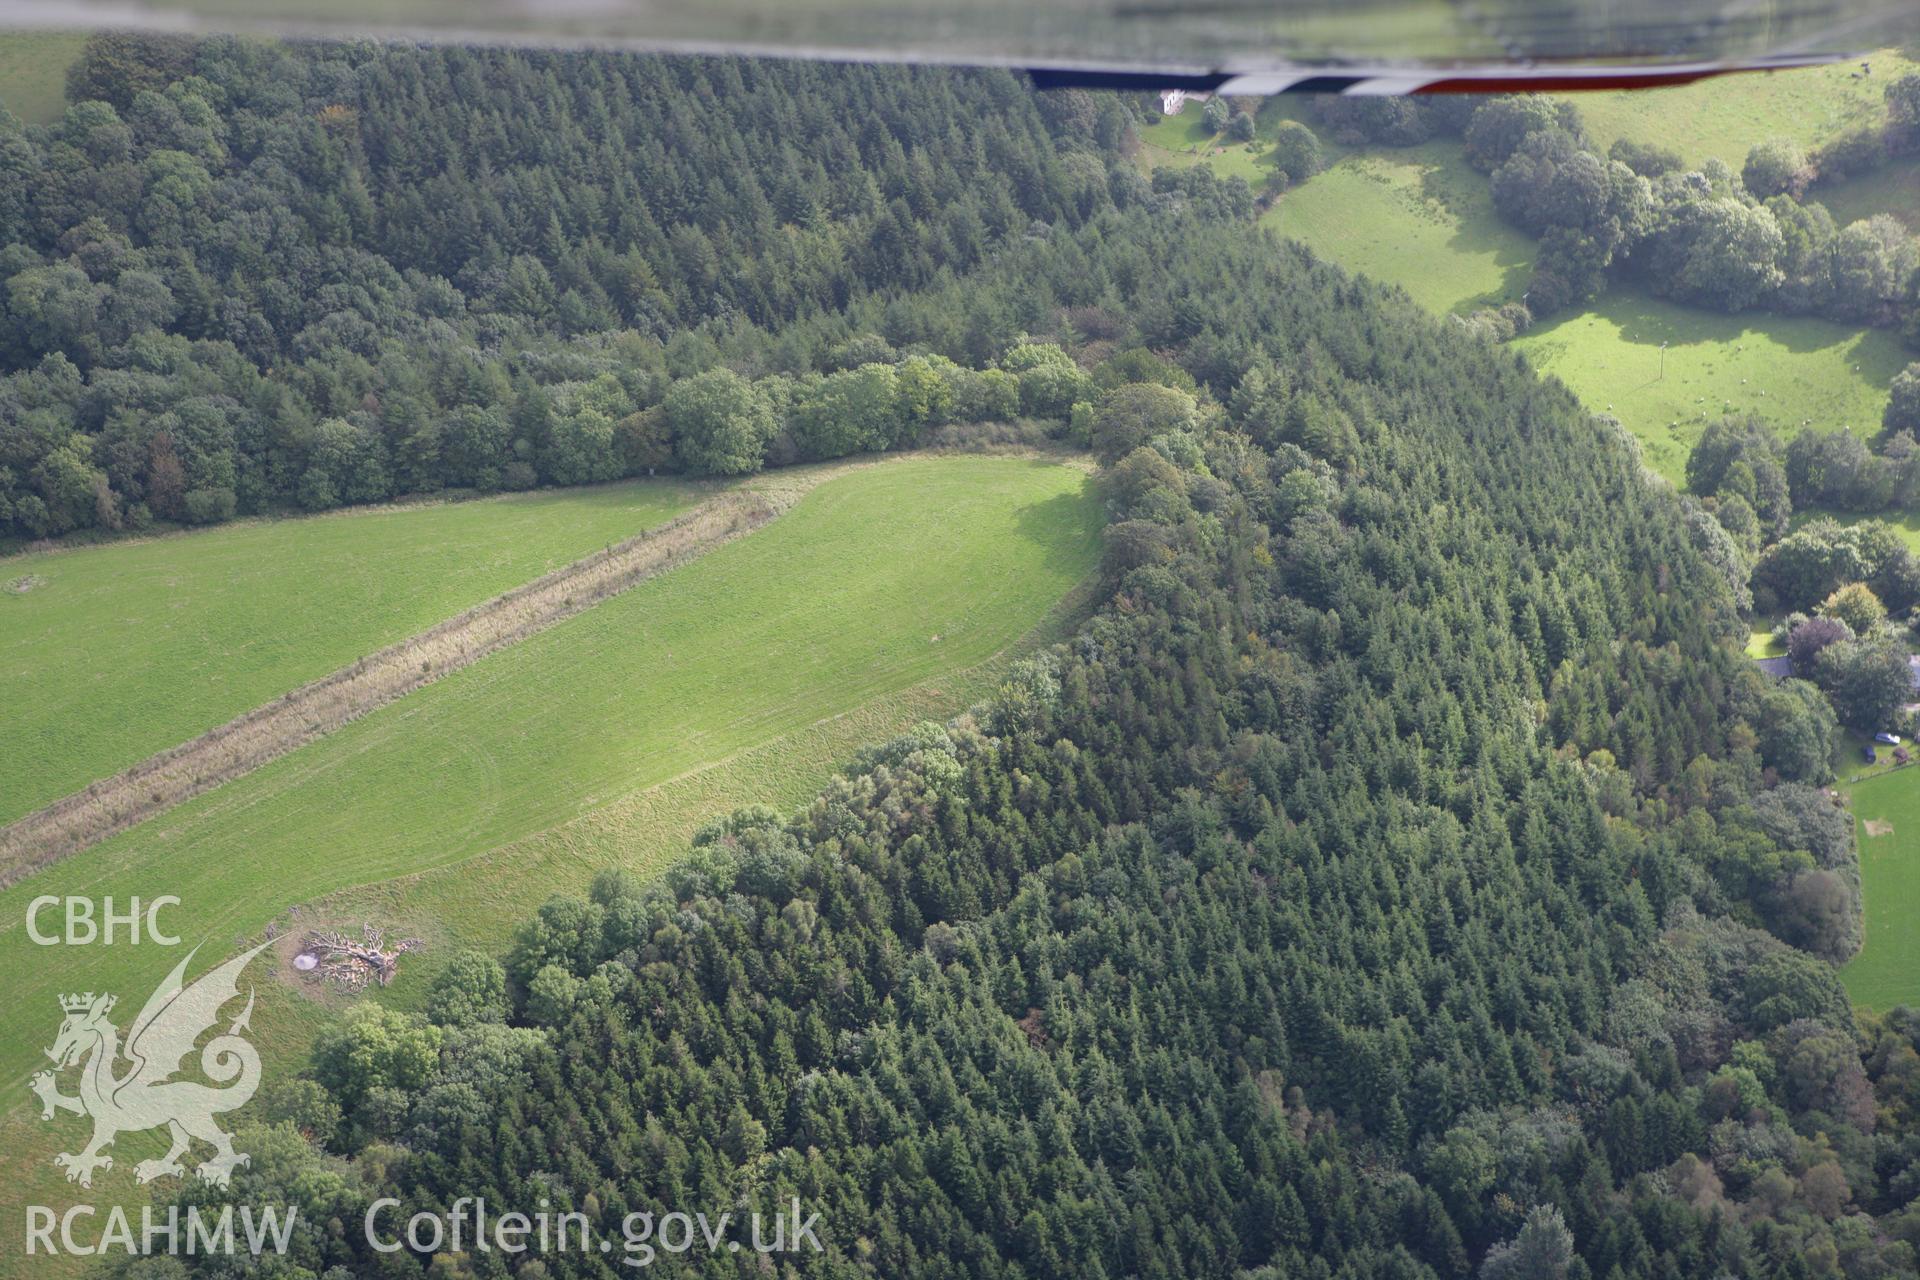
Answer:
[5, 574, 45, 594]
[1865, 819, 1895, 837]
[265, 904, 448, 1007]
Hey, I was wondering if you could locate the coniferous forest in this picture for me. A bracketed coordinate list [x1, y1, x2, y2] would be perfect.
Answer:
[0, 38, 1148, 536]
[3, 32, 1916, 1280]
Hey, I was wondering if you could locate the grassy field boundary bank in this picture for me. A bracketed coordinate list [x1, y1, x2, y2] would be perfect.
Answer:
[0, 446, 1088, 885]
[0, 477, 707, 825]
[302, 562, 1105, 974]
[0, 487, 776, 885]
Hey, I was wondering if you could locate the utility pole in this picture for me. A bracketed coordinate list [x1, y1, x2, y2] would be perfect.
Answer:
[1658, 340, 1667, 381]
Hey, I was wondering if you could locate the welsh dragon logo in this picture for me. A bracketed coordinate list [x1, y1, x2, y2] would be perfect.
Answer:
[30, 940, 272, 1189]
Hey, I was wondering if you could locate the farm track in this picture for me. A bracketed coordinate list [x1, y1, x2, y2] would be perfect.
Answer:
[0, 484, 788, 886]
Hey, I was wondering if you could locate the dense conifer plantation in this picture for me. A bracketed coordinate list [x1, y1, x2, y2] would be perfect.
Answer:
[121, 200, 1920, 1277]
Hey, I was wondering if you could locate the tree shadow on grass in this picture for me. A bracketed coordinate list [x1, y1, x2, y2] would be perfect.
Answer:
[1817, 166, 1920, 234]
[1545, 289, 1902, 364]
[1010, 474, 1105, 576]
[1399, 143, 1535, 312]
[1440, 215, 1533, 312]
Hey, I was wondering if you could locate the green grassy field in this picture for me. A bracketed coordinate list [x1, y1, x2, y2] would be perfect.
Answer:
[0, 30, 83, 125]
[0, 480, 706, 825]
[1510, 291, 1908, 486]
[1747, 622, 1786, 658]
[1134, 108, 1278, 185]
[1249, 142, 1900, 480]
[1819, 163, 1920, 233]
[1263, 141, 1534, 315]
[0, 454, 1100, 1093]
[1138, 71, 1910, 473]
[1230, 142, 1900, 487]
[1842, 767, 1920, 1010]
[1564, 51, 1920, 171]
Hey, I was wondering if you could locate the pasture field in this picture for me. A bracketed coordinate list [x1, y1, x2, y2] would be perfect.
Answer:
[1842, 767, 1920, 1010]
[1251, 142, 1900, 481]
[1510, 290, 1907, 486]
[1135, 111, 1269, 184]
[1143, 108, 1904, 527]
[1136, 97, 1519, 320]
[0, 454, 1102, 1094]
[0, 30, 84, 125]
[1262, 141, 1533, 315]
[1563, 50, 1919, 170]
[0, 480, 704, 825]
[1819, 163, 1920, 233]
